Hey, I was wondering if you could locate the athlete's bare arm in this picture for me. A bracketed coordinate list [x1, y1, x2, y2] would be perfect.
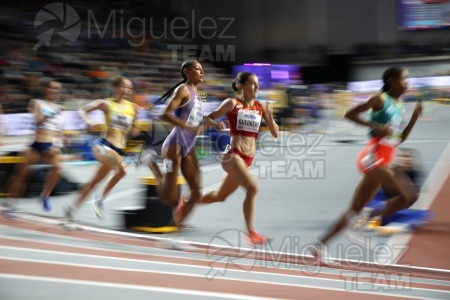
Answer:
[261, 101, 279, 138]
[161, 84, 192, 129]
[205, 98, 235, 131]
[344, 94, 390, 137]
[79, 99, 109, 129]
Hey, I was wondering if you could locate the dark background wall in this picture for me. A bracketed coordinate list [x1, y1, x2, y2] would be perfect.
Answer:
[184, 0, 450, 63]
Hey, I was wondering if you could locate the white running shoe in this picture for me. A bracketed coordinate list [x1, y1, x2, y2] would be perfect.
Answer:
[160, 236, 195, 251]
[309, 242, 339, 266]
[92, 195, 104, 219]
[61, 205, 76, 230]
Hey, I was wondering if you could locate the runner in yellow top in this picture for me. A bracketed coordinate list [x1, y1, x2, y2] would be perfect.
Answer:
[64, 76, 140, 222]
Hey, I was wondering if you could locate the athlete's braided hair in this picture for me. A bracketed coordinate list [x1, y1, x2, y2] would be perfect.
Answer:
[155, 60, 197, 104]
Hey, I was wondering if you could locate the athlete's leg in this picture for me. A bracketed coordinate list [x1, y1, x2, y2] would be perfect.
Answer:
[220, 153, 259, 233]
[40, 147, 63, 199]
[373, 168, 418, 217]
[73, 164, 110, 209]
[319, 170, 383, 245]
[175, 150, 202, 224]
[149, 144, 182, 206]
[86, 147, 128, 219]
[7, 148, 41, 198]
[200, 173, 240, 204]
[99, 152, 127, 199]
[72, 144, 121, 208]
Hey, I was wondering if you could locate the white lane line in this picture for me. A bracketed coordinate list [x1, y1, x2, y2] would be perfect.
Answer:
[2, 245, 449, 288]
[0, 233, 206, 262]
[0, 232, 238, 268]
[0, 257, 444, 299]
[388, 141, 450, 264]
[403, 140, 450, 144]
[2, 232, 449, 289]
[4, 215, 450, 276]
[0, 246, 214, 272]
[0, 274, 276, 300]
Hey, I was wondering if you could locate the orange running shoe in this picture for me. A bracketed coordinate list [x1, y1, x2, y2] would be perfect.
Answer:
[247, 229, 271, 245]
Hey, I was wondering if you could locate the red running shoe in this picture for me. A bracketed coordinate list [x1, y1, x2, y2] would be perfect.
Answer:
[247, 229, 271, 245]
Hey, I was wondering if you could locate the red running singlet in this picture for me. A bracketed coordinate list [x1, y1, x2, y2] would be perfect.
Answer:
[226, 98, 263, 138]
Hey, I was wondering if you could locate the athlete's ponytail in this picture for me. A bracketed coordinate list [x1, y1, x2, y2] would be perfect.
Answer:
[156, 78, 187, 104]
[155, 60, 196, 104]
[231, 79, 239, 92]
[232, 72, 253, 93]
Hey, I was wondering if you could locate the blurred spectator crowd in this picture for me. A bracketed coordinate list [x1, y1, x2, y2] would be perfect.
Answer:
[0, 1, 232, 114]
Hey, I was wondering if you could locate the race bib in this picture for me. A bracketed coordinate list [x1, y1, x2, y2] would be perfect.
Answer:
[110, 112, 133, 131]
[186, 100, 204, 127]
[237, 110, 262, 133]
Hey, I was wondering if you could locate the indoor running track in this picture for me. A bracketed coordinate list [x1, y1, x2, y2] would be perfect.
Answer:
[0, 211, 449, 300]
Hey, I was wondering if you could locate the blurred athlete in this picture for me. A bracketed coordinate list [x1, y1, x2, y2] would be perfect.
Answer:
[64, 76, 140, 222]
[312, 67, 422, 264]
[5, 78, 64, 215]
[140, 60, 205, 227]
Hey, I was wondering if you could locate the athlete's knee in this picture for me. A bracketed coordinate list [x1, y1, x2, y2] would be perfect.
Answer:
[246, 183, 259, 198]
[189, 188, 202, 203]
[51, 163, 62, 174]
[115, 166, 127, 178]
[409, 192, 419, 206]
[49, 158, 62, 172]
[399, 192, 417, 208]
